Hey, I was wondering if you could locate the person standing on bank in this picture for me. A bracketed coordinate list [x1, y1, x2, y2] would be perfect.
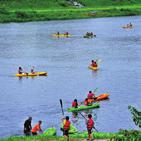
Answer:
[23, 117, 32, 136]
[86, 114, 94, 141]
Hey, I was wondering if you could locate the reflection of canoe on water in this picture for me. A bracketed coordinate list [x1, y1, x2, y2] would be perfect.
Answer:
[15, 72, 47, 77]
[88, 66, 98, 71]
[52, 34, 71, 37]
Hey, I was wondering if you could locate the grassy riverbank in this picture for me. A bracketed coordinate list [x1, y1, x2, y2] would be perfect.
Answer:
[0, 130, 141, 141]
[0, 0, 141, 23]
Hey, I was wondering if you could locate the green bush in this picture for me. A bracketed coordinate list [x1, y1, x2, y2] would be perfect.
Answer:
[0, 8, 9, 14]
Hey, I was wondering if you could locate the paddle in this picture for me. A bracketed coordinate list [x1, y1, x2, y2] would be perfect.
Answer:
[59, 99, 64, 116]
[79, 112, 98, 132]
[96, 59, 102, 65]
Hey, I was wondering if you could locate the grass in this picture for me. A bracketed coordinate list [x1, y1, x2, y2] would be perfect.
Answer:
[0, 130, 141, 141]
[0, 0, 141, 22]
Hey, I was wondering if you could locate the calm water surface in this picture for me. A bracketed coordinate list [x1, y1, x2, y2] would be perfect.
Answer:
[0, 16, 141, 138]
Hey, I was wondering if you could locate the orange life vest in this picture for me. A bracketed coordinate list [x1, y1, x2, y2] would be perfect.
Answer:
[63, 120, 71, 130]
[31, 124, 41, 133]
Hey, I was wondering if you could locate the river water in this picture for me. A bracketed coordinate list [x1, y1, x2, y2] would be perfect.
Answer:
[0, 16, 141, 138]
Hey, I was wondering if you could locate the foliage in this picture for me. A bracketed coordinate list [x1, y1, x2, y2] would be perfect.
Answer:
[111, 129, 141, 141]
[128, 105, 141, 128]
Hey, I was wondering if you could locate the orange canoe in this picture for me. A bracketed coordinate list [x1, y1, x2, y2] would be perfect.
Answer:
[87, 93, 109, 103]
[95, 93, 109, 101]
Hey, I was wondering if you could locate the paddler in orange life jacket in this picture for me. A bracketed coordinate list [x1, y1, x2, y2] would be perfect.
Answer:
[31, 120, 43, 135]
[72, 99, 78, 108]
[62, 116, 71, 139]
[86, 114, 94, 140]
[91, 60, 97, 67]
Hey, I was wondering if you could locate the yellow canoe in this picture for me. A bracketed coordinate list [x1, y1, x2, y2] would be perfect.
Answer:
[88, 66, 98, 71]
[15, 72, 47, 77]
[52, 34, 71, 37]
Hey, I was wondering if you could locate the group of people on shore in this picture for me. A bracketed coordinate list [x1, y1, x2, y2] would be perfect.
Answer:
[23, 114, 94, 141]
[24, 117, 42, 136]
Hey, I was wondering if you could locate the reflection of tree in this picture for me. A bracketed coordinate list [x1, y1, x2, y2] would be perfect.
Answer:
[128, 105, 141, 128]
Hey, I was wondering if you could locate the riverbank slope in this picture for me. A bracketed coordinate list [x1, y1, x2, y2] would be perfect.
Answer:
[0, 0, 141, 23]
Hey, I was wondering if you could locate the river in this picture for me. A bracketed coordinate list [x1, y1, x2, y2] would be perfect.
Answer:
[0, 16, 141, 138]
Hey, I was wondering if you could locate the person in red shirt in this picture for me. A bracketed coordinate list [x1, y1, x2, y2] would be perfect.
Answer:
[72, 99, 78, 108]
[31, 120, 42, 135]
[84, 98, 89, 106]
[91, 60, 97, 67]
[87, 114, 94, 140]
[87, 91, 95, 99]
[61, 116, 71, 139]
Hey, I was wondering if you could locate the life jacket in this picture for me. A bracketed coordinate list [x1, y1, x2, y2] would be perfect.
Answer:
[87, 99, 94, 104]
[72, 101, 78, 108]
[84, 100, 88, 106]
[91, 62, 97, 67]
[87, 118, 94, 129]
[63, 120, 71, 130]
[31, 124, 41, 133]
[87, 93, 95, 99]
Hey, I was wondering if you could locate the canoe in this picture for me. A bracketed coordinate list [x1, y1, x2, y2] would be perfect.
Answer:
[70, 131, 121, 139]
[41, 127, 56, 136]
[87, 93, 109, 103]
[15, 72, 47, 77]
[83, 35, 96, 38]
[95, 93, 109, 101]
[122, 26, 133, 29]
[67, 103, 100, 112]
[52, 34, 71, 37]
[61, 123, 78, 134]
[88, 65, 98, 71]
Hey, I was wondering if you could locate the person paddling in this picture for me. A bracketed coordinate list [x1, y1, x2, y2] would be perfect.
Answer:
[57, 32, 60, 36]
[31, 120, 43, 135]
[91, 60, 97, 68]
[84, 98, 89, 106]
[72, 99, 78, 108]
[61, 116, 71, 140]
[87, 91, 95, 99]
[87, 91, 95, 104]
[18, 67, 23, 74]
[86, 114, 94, 141]
[23, 117, 32, 136]
[31, 66, 35, 74]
